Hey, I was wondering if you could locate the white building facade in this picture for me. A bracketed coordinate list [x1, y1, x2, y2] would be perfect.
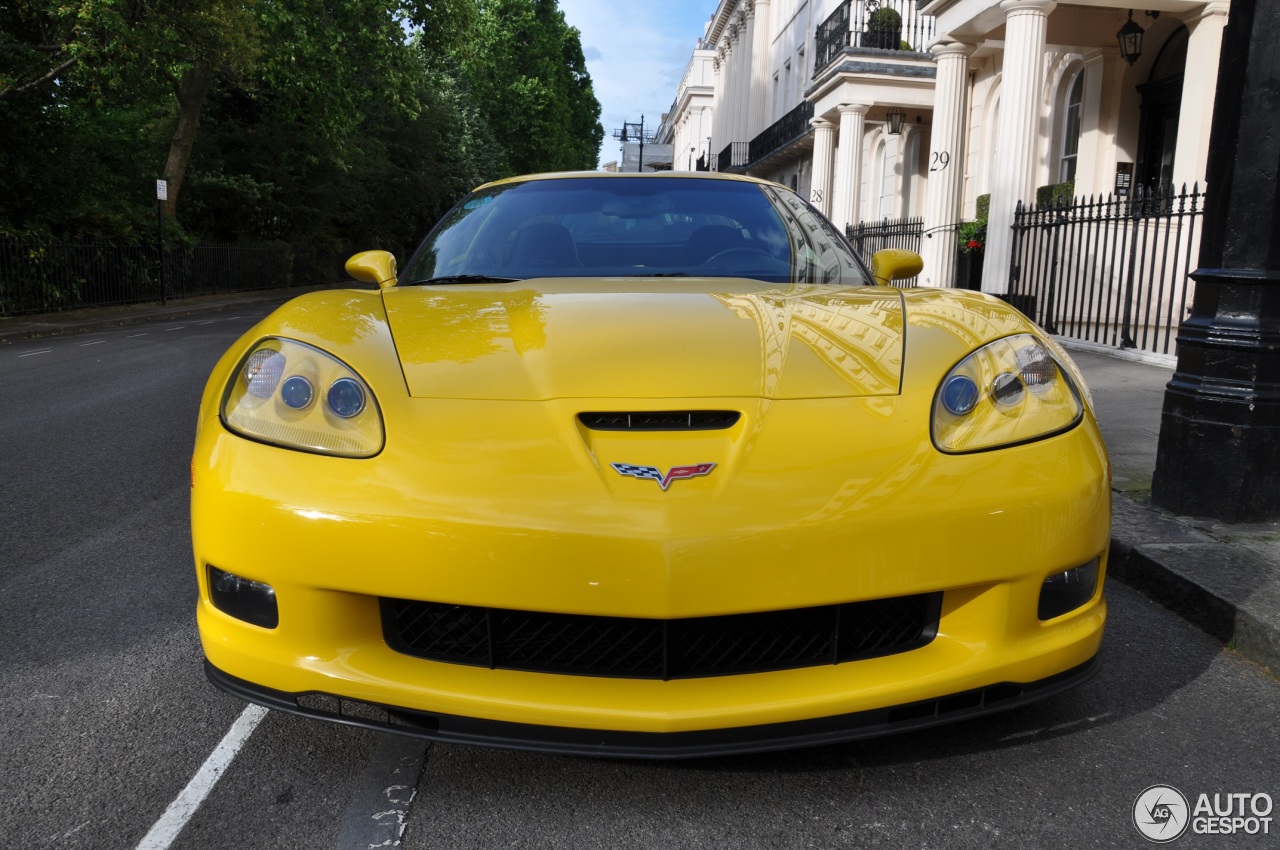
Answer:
[657, 0, 1227, 293]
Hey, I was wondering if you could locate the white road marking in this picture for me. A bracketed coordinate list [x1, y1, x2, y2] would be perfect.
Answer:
[133, 704, 268, 850]
[197, 320, 216, 325]
[127, 333, 149, 338]
[165, 326, 186, 332]
[17, 349, 51, 358]
[79, 340, 105, 347]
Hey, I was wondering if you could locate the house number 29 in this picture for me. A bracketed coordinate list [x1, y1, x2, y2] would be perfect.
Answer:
[930, 152, 950, 172]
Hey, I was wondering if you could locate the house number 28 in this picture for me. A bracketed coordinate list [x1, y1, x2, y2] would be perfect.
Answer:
[930, 152, 950, 172]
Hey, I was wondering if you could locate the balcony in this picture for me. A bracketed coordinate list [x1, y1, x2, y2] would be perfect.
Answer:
[748, 102, 815, 167]
[715, 142, 750, 173]
[814, 0, 937, 78]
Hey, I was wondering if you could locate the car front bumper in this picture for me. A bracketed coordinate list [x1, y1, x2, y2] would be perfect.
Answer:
[193, 394, 1109, 754]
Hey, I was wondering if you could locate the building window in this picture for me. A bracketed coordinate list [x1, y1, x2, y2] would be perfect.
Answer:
[878, 136, 899, 219]
[1059, 72, 1084, 183]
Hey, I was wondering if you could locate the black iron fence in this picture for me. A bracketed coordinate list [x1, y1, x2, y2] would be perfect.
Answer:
[846, 217, 923, 287]
[1008, 183, 1205, 356]
[814, 0, 937, 76]
[0, 239, 349, 317]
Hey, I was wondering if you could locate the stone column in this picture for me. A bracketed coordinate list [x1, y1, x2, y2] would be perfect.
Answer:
[1173, 0, 1229, 186]
[749, 0, 772, 138]
[830, 104, 869, 233]
[919, 41, 975, 288]
[810, 118, 836, 216]
[1072, 51, 1106, 197]
[740, 3, 757, 148]
[711, 49, 725, 157]
[980, 0, 1056, 293]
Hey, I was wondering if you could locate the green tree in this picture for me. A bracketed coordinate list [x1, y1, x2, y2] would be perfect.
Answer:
[459, 0, 602, 175]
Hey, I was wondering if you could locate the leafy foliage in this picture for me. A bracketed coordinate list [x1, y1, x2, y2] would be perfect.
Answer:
[0, 0, 600, 255]
[1035, 181, 1075, 208]
[458, 0, 603, 175]
[957, 194, 990, 254]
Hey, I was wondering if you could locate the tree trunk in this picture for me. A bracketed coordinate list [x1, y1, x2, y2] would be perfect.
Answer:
[161, 62, 214, 219]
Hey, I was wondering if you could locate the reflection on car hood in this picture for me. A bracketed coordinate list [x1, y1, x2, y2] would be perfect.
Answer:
[382, 278, 904, 400]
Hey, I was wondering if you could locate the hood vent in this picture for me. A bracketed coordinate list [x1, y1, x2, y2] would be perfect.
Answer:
[578, 411, 741, 432]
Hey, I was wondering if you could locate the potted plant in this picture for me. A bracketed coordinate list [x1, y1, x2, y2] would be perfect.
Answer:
[954, 194, 988, 289]
[861, 7, 902, 50]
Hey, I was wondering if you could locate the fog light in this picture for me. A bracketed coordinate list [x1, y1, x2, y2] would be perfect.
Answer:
[208, 565, 279, 628]
[1038, 558, 1100, 620]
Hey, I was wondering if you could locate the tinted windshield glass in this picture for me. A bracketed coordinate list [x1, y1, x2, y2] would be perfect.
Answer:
[401, 177, 870, 286]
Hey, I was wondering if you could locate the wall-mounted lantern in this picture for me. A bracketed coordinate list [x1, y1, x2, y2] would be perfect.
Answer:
[886, 109, 907, 135]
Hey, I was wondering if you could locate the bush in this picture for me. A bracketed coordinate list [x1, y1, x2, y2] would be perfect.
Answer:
[1035, 182, 1075, 208]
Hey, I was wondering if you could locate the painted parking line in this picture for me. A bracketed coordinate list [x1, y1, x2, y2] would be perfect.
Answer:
[17, 349, 52, 358]
[133, 704, 268, 850]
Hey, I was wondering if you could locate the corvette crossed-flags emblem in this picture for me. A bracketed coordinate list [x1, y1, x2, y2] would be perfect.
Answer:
[610, 462, 716, 491]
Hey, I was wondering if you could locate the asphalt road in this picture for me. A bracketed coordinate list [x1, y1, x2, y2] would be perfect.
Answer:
[1, 309, 1277, 850]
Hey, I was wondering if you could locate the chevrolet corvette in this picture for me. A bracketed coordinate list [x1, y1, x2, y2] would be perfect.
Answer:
[192, 172, 1109, 758]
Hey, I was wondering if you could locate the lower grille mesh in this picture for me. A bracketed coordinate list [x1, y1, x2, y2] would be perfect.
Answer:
[380, 593, 941, 680]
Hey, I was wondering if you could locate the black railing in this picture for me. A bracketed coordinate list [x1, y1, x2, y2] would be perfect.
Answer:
[716, 142, 750, 172]
[748, 102, 815, 166]
[1008, 183, 1205, 357]
[0, 239, 348, 317]
[815, 2, 853, 74]
[813, 0, 937, 78]
[846, 217, 923, 287]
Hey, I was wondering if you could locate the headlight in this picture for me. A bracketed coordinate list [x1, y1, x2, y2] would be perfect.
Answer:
[221, 338, 383, 457]
[932, 334, 1083, 453]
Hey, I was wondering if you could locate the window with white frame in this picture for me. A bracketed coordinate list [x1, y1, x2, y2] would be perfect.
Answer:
[1059, 72, 1084, 184]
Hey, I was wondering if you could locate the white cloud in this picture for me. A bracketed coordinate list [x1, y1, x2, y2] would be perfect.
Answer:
[558, 0, 714, 167]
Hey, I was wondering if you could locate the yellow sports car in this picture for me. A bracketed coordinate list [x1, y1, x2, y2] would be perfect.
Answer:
[193, 172, 1108, 758]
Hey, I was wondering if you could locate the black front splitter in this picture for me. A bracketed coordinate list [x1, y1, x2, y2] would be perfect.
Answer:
[204, 654, 1100, 760]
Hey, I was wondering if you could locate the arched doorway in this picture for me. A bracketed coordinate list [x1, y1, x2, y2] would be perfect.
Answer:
[1135, 26, 1188, 190]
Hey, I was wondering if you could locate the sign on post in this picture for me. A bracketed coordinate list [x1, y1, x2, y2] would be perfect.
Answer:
[156, 179, 168, 201]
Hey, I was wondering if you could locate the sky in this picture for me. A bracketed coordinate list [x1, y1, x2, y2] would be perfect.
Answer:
[557, 0, 718, 169]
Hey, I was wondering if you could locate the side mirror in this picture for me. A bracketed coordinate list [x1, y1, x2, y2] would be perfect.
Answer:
[345, 250, 398, 289]
[869, 249, 924, 286]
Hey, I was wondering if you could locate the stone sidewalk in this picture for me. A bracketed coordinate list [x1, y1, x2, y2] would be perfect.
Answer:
[3, 292, 1277, 674]
[1065, 345, 1279, 674]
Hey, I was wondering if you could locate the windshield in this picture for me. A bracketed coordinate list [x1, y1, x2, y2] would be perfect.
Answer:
[400, 176, 871, 286]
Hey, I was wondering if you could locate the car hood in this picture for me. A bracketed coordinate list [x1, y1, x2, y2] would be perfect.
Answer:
[382, 279, 904, 400]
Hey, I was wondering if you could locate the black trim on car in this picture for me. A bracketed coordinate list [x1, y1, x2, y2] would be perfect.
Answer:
[577, 411, 741, 431]
[203, 653, 1101, 760]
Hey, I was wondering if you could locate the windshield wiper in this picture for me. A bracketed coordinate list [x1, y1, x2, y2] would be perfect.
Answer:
[407, 275, 521, 286]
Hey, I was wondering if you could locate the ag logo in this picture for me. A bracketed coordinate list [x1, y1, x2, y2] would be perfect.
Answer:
[611, 462, 715, 491]
[1134, 785, 1190, 843]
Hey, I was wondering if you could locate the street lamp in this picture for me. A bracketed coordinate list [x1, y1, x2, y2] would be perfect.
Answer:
[612, 115, 656, 173]
[1117, 10, 1158, 65]
[886, 109, 907, 135]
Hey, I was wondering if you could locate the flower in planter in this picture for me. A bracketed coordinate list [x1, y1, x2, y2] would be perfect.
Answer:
[957, 217, 987, 254]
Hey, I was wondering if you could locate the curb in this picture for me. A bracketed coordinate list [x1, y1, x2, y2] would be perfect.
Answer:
[1109, 491, 1280, 674]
